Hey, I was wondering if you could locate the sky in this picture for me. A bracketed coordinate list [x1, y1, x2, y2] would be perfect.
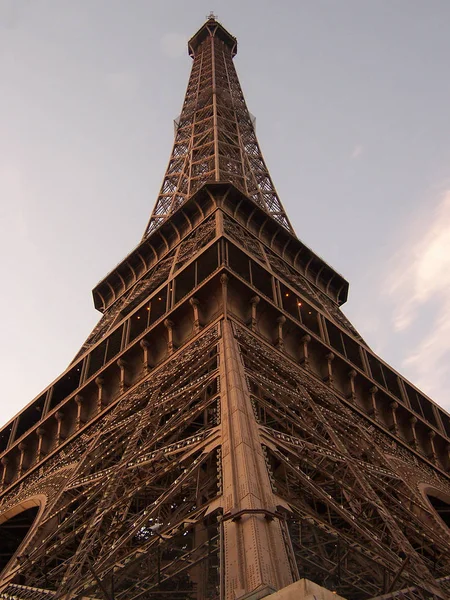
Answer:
[1, 0, 450, 427]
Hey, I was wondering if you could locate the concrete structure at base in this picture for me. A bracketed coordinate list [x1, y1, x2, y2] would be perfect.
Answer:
[267, 579, 345, 600]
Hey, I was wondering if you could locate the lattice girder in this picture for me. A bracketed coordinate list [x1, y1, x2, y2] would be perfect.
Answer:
[2, 195, 450, 598]
[2, 328, 222, 600]
[234, 325, 450, 599]
[1, 219, 450, 599]
[1, 16, 450, 600]
[143, 17, 293, 237]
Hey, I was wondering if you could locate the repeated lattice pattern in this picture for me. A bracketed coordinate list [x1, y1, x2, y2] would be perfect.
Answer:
[2, 327, 221, 600]
[143, 18, 293, 236]
[1, 16, 450, 600]
[234, 323, 450, 599]
[2, 318, 449, 599]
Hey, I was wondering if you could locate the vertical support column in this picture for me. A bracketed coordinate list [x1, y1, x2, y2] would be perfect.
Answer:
[220, 320, 294, 599]
[409, 416, 418, 450]
[369, 386, 379, 421]
[1, 457, 8, 489]
[140, 339, 152, 374]
[191, 521, 209, 600]
[36, 427, 46, 462]
[189, 297, 201, 333]
[55, 411, 64, 446]
[164, 319, 175, 355]
[299, 334, 311, 370]
[18, 442, 27, 478]
[117, 358, 129, 393]
[95, 377, 105, 413]
[324, 352, 335, 387]
[211, 35, 220, 180]
[75, 395, 84, 430]
[428, 430, 437, 464]
[390, 401, 399, 436]
[249, 296, 260, 332]
[275, 316, 286, 351]
[347, 369, 357, 402]
[221, 273, 229, 317]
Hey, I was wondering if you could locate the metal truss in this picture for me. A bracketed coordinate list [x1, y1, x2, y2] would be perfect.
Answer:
[6, 327, 221, 600]
[234, 324, 450, 599]
[2, 15, 450, 600]
[2, 305, 450, 599]
[143, 17, 293, 237]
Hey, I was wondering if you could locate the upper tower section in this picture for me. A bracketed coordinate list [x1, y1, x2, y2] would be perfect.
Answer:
[188, 13, 237, 58]
[143, 15, 293, 237]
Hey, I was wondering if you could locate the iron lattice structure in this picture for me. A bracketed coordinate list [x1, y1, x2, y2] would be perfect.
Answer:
[1, 16, 450, 600]
[143, 18, 293, 236]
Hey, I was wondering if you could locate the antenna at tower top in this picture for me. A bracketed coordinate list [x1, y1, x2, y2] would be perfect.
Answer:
[206, 11, 217, 20]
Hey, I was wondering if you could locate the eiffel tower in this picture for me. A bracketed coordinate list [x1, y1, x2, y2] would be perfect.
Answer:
[1, 15, 450, 600]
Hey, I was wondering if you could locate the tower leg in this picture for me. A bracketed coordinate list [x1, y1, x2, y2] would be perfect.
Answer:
[220, 320, 294, 599]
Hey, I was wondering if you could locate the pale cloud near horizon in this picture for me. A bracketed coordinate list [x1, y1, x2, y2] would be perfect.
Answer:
[387, 191, 450, 401]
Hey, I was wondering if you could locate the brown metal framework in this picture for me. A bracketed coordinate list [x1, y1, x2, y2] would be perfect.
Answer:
[0, 16, 450, 600]
[143, 17, 293, 237]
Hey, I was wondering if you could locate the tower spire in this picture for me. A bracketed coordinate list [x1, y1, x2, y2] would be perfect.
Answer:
[143, 17, 293, 237]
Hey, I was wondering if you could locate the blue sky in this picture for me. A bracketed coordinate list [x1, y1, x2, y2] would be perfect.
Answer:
[1, 0, 450, 426]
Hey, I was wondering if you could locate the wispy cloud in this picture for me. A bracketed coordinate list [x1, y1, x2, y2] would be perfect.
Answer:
[387, 191, 450, 401]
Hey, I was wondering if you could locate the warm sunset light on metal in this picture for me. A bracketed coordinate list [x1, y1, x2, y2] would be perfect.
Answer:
[0, 14, 449, 600]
